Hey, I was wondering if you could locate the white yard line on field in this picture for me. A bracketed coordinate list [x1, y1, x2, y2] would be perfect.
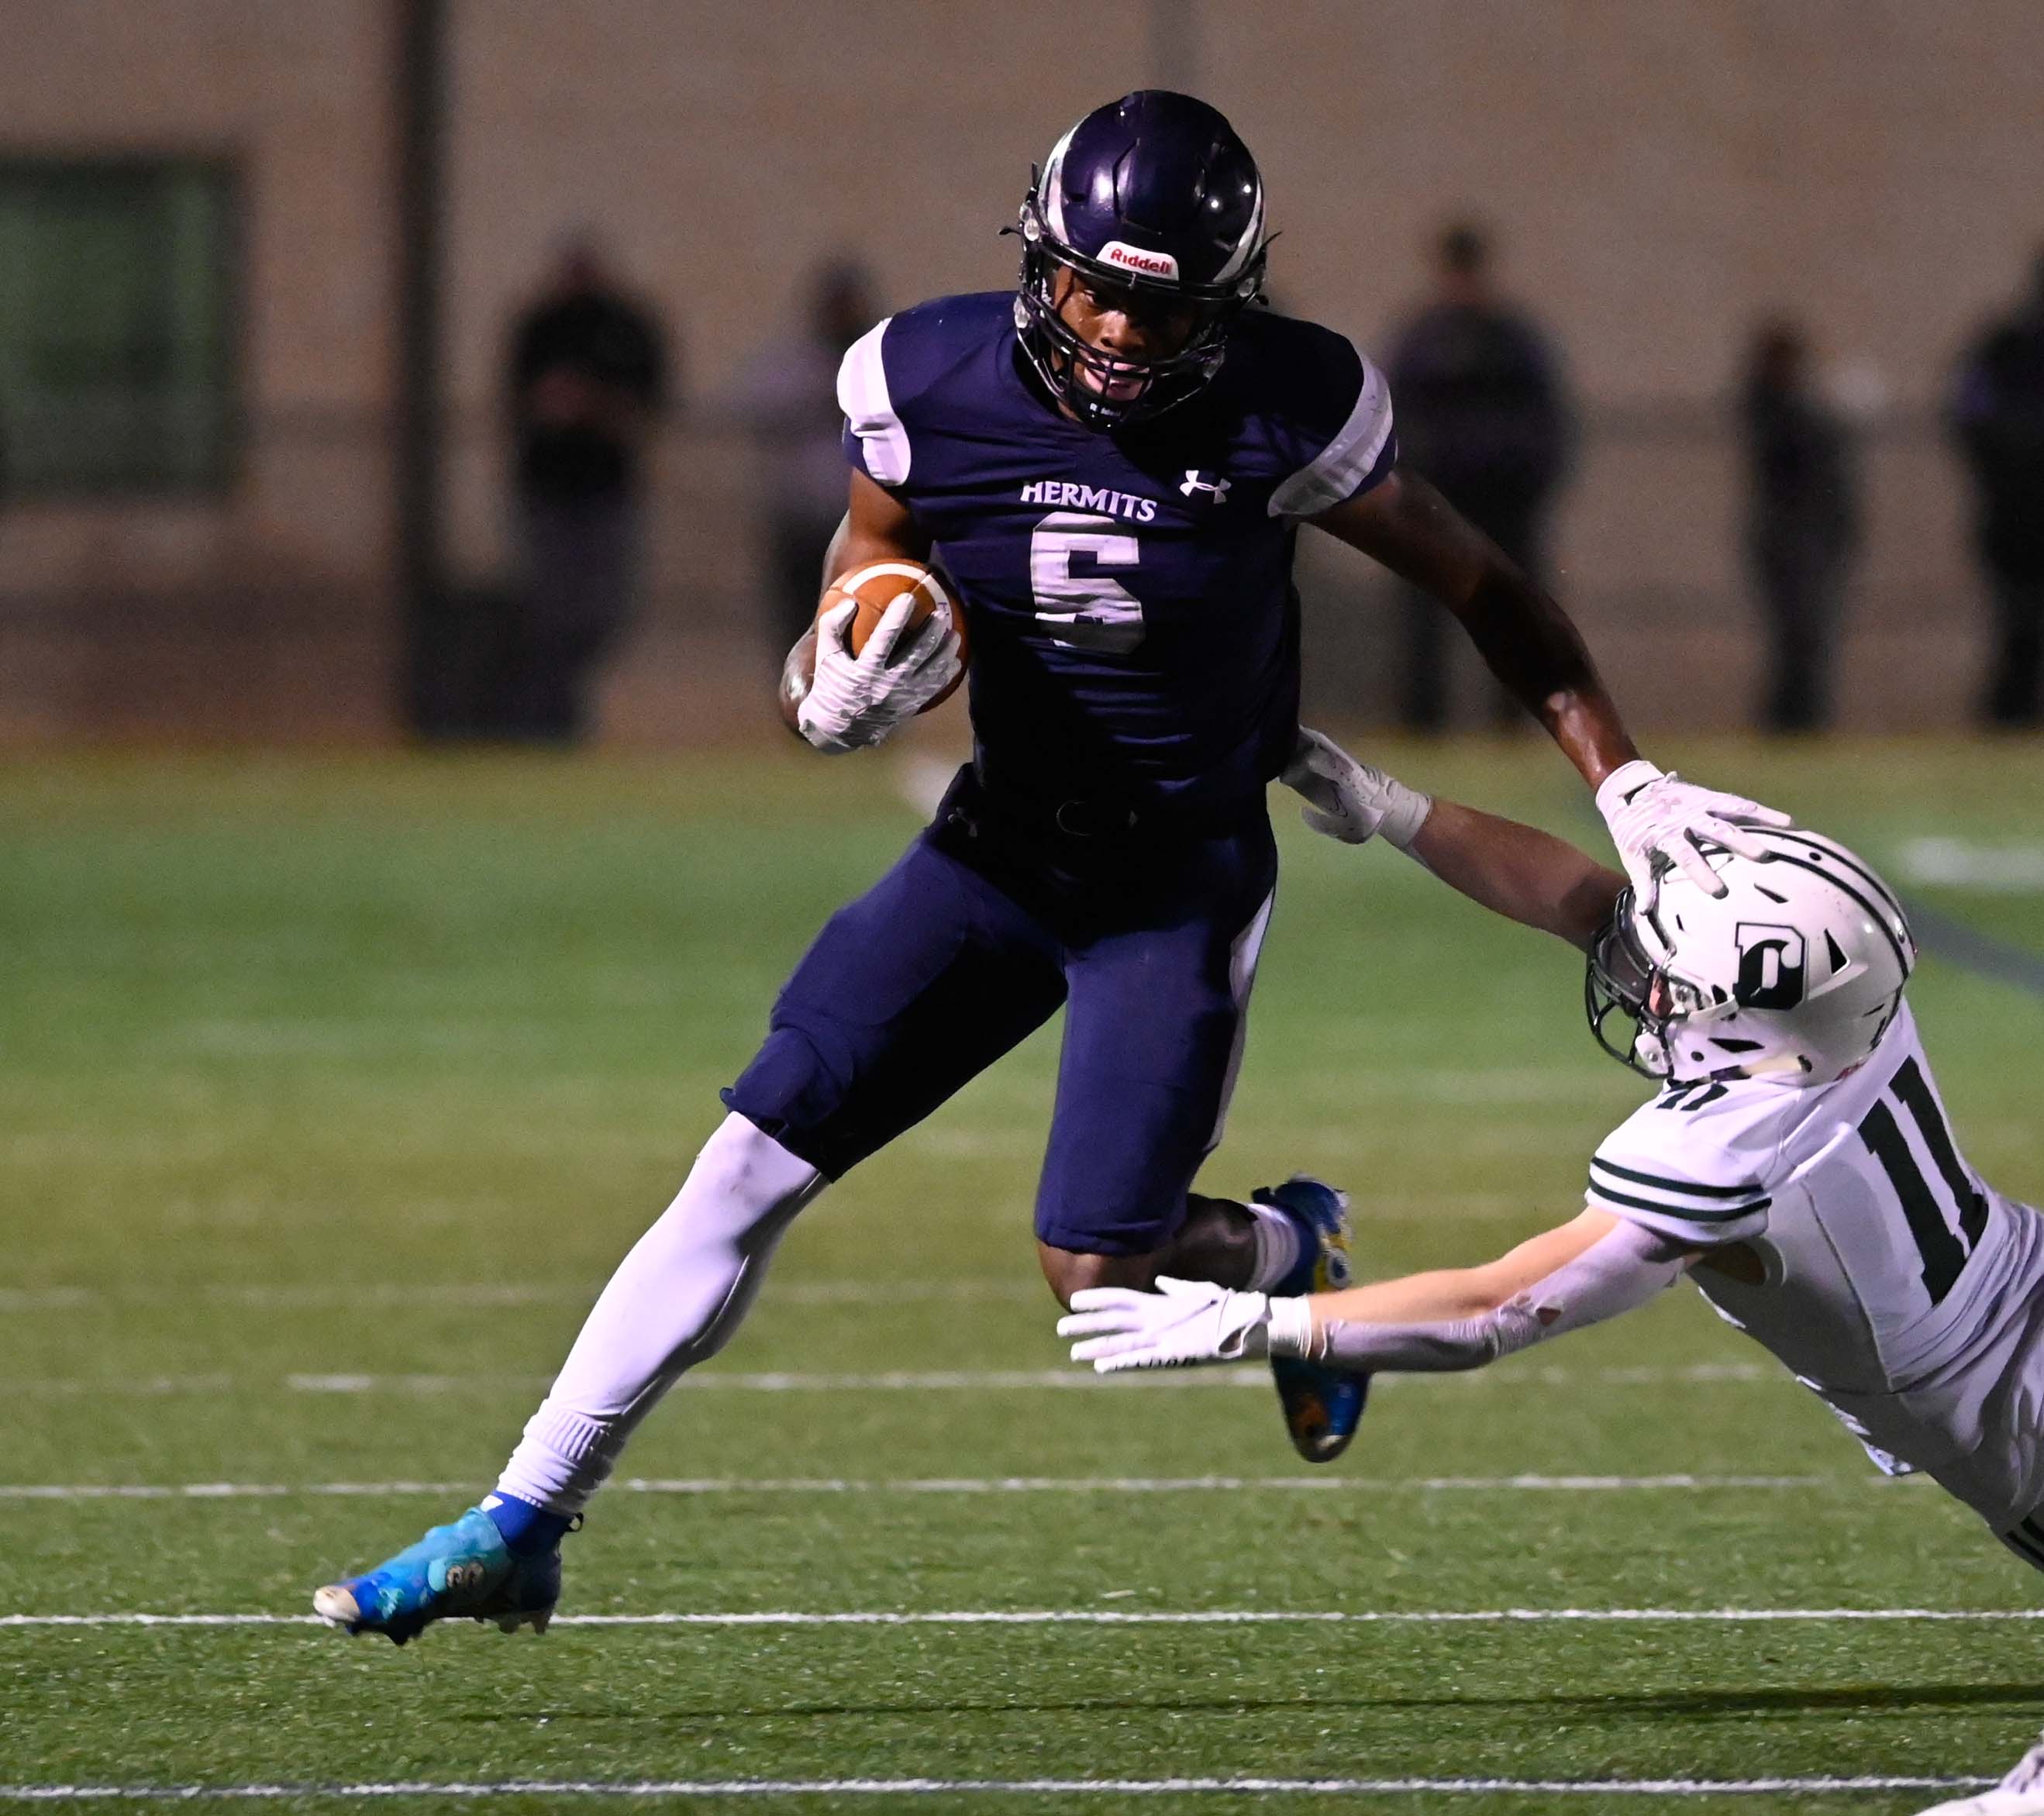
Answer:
[0, 1473, 1842, 1502]
[3, 1608, 2039, 1629]
[0, 1375, 243, 1396]
[0, 1361, 1777, 1396]
[276, 1370, 1251, 1394]
[0, 1773, 1997, 1800]
[1896, 836, 2044, 892]
[0, 1290, 99, 1312]
[0, 1280, 1037, 1314]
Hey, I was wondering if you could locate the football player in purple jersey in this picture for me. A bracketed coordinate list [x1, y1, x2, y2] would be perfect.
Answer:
[315, 91, 1784, 1644]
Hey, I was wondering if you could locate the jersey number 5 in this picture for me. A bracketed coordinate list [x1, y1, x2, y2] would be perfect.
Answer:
[1029, 512, 1146, 654]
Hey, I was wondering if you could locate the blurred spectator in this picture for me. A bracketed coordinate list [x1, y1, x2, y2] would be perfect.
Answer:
[1385, 222, 1574, 732]
[1951, 250, 2044, 728]
[727, 260, 879, 656]
[1741, 319, 1860, 734]
[504, 236, 673, 741]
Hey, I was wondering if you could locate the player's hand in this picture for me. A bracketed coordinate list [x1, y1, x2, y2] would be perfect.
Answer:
[796, 594, 962, 754]
[1281, 727, 1433, 848]
[1594, 760, 1791, 904]
[1057, 1277, 1273, 1372]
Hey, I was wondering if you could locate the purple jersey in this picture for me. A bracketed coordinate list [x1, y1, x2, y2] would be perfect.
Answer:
[839, 293, 1395, 817]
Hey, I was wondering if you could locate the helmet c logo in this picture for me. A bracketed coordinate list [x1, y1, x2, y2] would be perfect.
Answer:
[1734, 922, 1808, 1010]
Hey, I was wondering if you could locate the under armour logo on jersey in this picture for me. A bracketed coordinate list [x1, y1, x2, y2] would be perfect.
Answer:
[1179, 470, 1231, 503]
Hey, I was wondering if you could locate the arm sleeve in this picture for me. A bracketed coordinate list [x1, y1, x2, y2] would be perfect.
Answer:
[1298, 1218, 1689, 1373]
[1584, 1100, 1774, 1246]
[1267, 329, 1398, 520]
[836, 316, 909, 487]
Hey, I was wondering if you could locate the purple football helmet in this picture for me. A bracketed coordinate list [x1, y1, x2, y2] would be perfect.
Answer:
[1012, 91, 1270, 429]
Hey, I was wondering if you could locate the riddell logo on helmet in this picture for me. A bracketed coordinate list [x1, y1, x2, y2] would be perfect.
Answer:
[1099, 241, 1180, 280]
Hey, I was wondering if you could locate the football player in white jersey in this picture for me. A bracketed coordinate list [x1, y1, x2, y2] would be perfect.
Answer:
[1062, 729, 2044, 1603]
[1065, 731, 2044, 1807]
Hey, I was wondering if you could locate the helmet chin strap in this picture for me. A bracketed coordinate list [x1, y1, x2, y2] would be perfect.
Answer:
[1738, 1053, 1812, 1080]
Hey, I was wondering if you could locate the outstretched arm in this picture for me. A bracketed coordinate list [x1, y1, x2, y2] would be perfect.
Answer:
[1288, 1209, 1691, 1366]
[1283, 729, 1624, 949]
[1311, 469, 1790, 901]
[1410, 800, 1625, 952]
[1312, 467, 1633, 786]
[1059, 1209, 1698, 1377]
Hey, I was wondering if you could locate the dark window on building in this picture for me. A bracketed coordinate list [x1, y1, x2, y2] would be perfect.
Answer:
[0, 159, 238, 493]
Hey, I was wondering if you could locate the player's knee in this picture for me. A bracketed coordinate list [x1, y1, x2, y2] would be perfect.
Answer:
[1036, 1242, 1159, 1309]
[699, 1109, 815, 1191]
[722, 1025, 852, 1175]
[645, 1111, 823, 1254]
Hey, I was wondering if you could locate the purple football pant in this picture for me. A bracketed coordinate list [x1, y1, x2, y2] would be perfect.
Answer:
[725, 771, 1277, 1256]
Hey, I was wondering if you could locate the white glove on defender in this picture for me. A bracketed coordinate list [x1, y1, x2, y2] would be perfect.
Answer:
[796, 594, 961, 754]
[1594, 760, 1789, 904]
[1058, 1277, 1311, 1373]
[1281, 728, 1432, 848]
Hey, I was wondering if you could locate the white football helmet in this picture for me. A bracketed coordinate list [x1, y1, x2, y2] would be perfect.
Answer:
[1586, 827, 1916, 1087]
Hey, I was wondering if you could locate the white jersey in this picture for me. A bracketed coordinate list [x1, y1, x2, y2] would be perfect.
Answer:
[1585, 1002, 2044, 1532]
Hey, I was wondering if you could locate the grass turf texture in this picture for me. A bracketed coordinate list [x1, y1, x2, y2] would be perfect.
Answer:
[2, 737, 2041, 1812]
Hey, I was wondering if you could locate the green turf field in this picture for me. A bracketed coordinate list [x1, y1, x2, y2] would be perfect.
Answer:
[3, 738, 2042, 1814]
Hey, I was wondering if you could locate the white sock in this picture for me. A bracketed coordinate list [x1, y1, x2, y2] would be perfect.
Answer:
[1245, 1199, 1303, 1291]
[495, 1112, 822, 1515]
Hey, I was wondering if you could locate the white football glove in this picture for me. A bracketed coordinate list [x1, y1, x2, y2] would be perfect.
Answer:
[1058, 1277, 1303, 1373]
[1281, 727, 1433, 849]
[795, 593, 962, 754]
[1594, 760, 1791, 904]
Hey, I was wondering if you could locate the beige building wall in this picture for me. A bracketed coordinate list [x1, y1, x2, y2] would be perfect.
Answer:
[4, 0, 2041, 739]
[451, 0, 2044, 405]
[0, 0, 397, 739]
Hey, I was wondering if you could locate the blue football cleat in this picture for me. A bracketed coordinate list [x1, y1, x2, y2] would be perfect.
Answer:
[312, 1506, 560, 1646]
[1256, 1176, 1370, 1463]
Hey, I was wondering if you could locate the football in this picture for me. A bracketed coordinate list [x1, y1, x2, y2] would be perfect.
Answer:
[824, 559, 970, 711]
